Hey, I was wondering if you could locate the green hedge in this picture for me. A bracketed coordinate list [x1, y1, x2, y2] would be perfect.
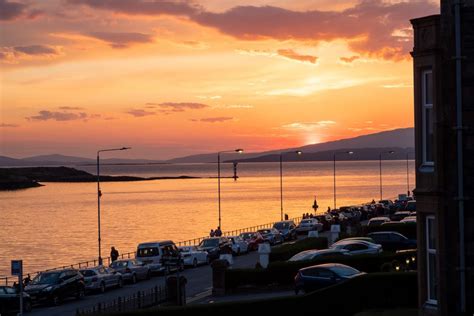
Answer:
[269, 237, 328, 262]
[362, 222, 417, 239]
[226, 250, 417, 289]
[110, 272, 418, 316]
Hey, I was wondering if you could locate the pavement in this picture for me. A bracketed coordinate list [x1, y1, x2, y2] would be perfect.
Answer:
[28, 250, 260, 316]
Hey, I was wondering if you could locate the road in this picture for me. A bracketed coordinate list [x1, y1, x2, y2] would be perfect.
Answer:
[28, 251, 260, 316]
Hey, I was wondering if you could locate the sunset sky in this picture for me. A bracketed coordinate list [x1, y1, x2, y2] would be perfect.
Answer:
[0, 0, 439, 159]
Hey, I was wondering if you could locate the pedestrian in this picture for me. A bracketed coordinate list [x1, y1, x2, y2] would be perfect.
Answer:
[23, 274, 31, 287]
[110, 246, 119, 263]
[215, 226, 222, 237]
[327, 206, 331, 213]
[210, 229, 215, 237]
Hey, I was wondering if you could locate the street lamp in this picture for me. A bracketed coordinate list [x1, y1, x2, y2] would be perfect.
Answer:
[279, 150, 302, 221]
[97, 147, 131, 265]
[406, 152, 414, 196]
[217, 148, 243, 229]
[333, 151, 354, 210]
[379, 150, 395, 201]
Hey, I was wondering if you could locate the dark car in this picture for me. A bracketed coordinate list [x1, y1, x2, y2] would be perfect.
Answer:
[390, 211, 411, 221]
[404, 200, 416, 212]
[239, 232, 265, 251]
[197, 237, 232, 260]
[257, 228, 283, 245]
[294, 263, 365, 294]
[0, 286, 32, 315]
[273, 220, 297, 241]
[25, 269, 85, 305]
[109, 259, 151, 283]
[367, 231, 417, 251]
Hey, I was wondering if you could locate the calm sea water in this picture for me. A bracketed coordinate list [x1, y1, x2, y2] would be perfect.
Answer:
[0, 161, 415, 277]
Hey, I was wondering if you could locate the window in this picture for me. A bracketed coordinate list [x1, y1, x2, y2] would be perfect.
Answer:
[422, 69, 434, 167]
[426, 215, 437, 304]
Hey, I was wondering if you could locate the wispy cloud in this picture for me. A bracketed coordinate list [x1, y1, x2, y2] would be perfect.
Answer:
[340, 55, 360, 63]
[277, 49, 318, 64]
[27, 110, 91, 121]
[84, 32, 154, 48]
[381, 83, 412, 89]
[58, 106, 84, 110]
[0, 123, 19, 128]
[146, 102, 209, 112]
[126, 109, 155, 117]
[0, 45, 62, 63]
[282, 121, 336, 131]
[197, 95, 222, 100]
[193, 117, 234, 123]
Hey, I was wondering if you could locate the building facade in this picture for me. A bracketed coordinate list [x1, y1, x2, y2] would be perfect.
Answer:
[411, 1, 474, 315]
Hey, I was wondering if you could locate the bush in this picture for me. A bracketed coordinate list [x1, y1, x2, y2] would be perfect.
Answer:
[225, 250, 417, 290]
[111, 272, 418, 316]
[362, 222, 417, 239]
[269, 237, 328, 262]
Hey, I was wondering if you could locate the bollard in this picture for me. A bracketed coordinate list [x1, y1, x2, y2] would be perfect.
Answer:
[258, 243, 271, 268]
[210, 259, 229, 296]
[330, 224, 341, 246]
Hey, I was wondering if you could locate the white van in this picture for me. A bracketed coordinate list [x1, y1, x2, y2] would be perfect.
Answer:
[136, 240, 181, 273]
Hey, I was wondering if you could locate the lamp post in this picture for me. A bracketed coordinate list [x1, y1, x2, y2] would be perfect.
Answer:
[217, 149, 243, 229]
[379, 150, 395, 201]
[97, 147, 131, 265]
[279, 151, 302, 221]
[333, 151, 354, 210]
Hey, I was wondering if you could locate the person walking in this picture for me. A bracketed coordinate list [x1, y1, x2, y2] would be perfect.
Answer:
[215, 226, 222, 237]
[210, 229, 215, 237]
[110, 246, 119, 263]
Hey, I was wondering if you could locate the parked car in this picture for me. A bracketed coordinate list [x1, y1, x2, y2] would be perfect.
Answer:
[136, 240, 182, 274]
[178, 246, 209, 267]
[109, 259, 150, 283]
[288, 249, 349, 262]
[228, 236, 249, 255]
[333, 237, 376, 244]
[330, 240, 382, 255]
[79, 266, 123, 293]
[197, 237, 232, 261]
[257, 228, 283, 245]
[378, 200, 394, 208]
[367, 231, 417, 251]
[368, 216, 391, 226]
[239, 232, 265, 251]
[390, 211, 411, 221]
[400, 215, 417, 223]
[25, 269, 85, 305]
[273, 220, 297, 240]
[296, 218, 323, 234]
[294, 263, 365, 294]
[404, 200, 416, 212]
[0, 286, 32, 314]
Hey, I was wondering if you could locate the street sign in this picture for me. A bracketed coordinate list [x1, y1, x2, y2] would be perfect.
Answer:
[11, 260, 22, 276]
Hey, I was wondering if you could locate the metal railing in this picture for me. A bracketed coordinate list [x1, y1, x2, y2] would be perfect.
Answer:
[0, 216, 302, 286]
[76, 285, 167, 315]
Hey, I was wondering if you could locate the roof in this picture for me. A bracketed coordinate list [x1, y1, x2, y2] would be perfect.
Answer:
[137, 240, 174, 247]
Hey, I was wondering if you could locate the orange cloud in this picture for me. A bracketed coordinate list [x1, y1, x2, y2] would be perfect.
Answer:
[277, 49, 318, 64]
[0, 45, 62, 63]
[340, 55, 360, 63]
[84, 32, 154, 48]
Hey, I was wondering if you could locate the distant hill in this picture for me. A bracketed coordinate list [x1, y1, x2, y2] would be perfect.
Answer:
[0, 154, 163, 167]
[167, 128, 414, 163]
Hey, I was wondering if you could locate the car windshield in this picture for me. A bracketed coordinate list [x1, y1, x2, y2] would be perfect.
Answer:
[200, 239, 219, 247]
[329, 265, 360, 277]
[289, 252, 312, 261]
[110, 261, 128, 268]
[79, 270, 96, 277]
[31, 272, 60, 285]
[241, 233, 254, 239]
[137, 247, 159, 257]
[274, 222, 289, 229]
[259, 229, 270, 234]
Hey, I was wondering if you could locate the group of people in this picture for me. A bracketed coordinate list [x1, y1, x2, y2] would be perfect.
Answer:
[209, 226, 222, 237]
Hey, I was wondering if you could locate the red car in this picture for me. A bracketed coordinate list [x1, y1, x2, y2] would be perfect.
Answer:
[239, 232, 265, 251]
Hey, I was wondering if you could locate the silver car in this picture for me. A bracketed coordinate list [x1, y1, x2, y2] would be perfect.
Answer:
[288, 249, 349, 262]
[79, 266, 123, 293]
[109, 259, 150, 284]
[330, 240, 383, 255]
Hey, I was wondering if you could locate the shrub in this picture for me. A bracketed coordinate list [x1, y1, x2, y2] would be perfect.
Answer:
[225, 250, 417, 290]
[111, 272, 418, 316]
[269, 237, 328, 262]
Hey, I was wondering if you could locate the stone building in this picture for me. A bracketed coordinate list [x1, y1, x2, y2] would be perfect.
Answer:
[411, 0, 473, 315]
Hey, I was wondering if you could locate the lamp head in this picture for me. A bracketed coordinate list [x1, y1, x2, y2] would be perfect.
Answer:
[347, 151, 354, 155]
[235, 149, 244, 154]
[121, 147, 131, 151]
[296, 150, 302, 155]
[389, 150, 395, 154]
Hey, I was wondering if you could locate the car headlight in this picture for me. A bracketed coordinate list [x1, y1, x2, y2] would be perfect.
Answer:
[43, 285, 54, 292]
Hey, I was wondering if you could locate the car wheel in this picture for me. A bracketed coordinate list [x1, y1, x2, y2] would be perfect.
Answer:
[118, 277, 123, 288]
[76, 286, 85, 300]
[24, 299, 33, 312]
[132, 274, 137, 284]
[193, 258, 198, 268]
[99, 282, 106, 293]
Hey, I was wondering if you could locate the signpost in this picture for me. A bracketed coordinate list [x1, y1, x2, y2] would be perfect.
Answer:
[11, 260, 23, 316]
